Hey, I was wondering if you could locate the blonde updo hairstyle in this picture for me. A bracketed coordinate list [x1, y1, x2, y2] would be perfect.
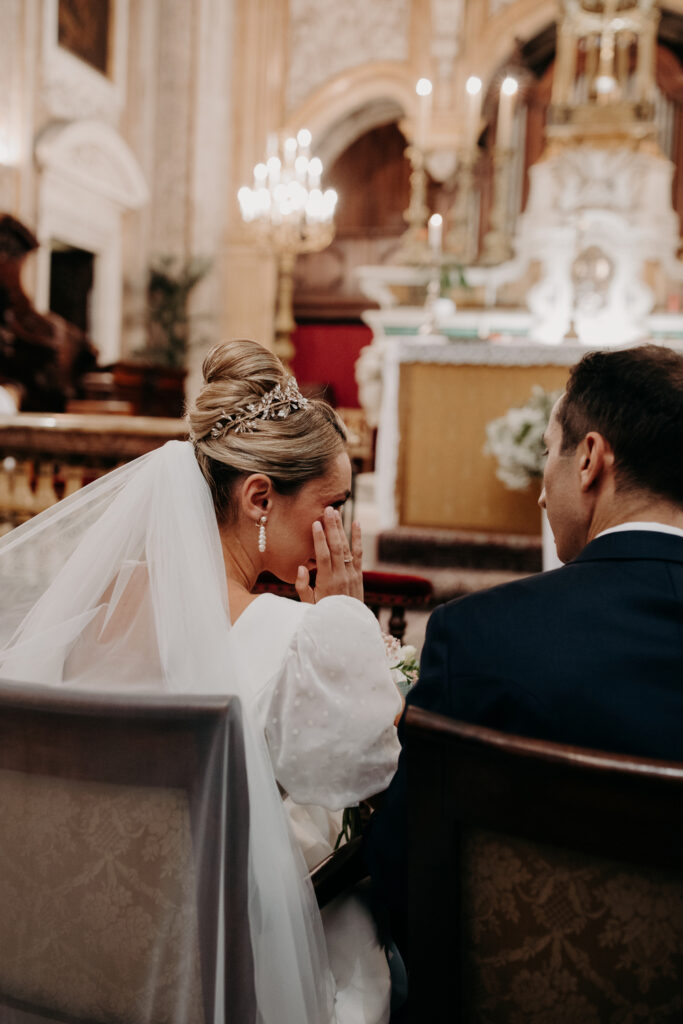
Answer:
[188, 339, 348, 524]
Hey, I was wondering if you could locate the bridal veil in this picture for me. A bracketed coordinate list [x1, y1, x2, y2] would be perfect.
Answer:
[0, 440, 335, 1023]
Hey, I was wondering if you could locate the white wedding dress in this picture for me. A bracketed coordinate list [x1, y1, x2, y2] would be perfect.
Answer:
[228, 591, 401, 1024]
[0, 441, 401, 1024]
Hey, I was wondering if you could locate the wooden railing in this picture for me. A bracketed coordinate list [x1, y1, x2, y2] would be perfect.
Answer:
[0, 411, 430, 639]
[0, 409, 373, 536]
[0, 414, 186, 534]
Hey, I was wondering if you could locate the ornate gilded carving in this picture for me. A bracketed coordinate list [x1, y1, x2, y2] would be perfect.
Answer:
[286, 0, 410, 112]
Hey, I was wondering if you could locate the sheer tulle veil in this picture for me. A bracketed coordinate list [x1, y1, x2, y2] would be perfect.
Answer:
[0, 440, 335, 1023]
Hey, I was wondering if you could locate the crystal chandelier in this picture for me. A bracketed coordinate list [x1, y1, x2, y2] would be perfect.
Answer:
[238, 130, 337, 368]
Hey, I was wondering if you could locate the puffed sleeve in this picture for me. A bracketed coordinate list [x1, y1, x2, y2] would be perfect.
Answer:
[263, 595, 402, 810]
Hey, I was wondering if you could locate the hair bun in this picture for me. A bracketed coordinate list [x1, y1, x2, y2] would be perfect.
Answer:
[187, 339, 347, 525]
[189, 339, 285, 440]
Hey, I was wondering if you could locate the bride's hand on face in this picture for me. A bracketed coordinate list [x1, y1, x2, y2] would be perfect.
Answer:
[295, 507, 364, 604]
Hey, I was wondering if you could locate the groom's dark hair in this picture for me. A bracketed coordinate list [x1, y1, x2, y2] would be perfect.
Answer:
[558, 344, 683, 504]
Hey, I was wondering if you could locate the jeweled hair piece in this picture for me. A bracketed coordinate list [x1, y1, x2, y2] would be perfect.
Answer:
[206, 377, 309, 439]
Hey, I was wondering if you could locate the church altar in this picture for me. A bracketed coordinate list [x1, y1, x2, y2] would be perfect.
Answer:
[364, 329, 683, 536]
[346, 0, 683, 543]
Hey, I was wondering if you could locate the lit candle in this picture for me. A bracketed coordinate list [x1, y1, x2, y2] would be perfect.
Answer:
[294, 154, 308, 184]
[253, 162, 267, 190]
[296, 127, 312, 157]
[237, 186, 255, 222]
[306, 188, 323, 223]
[307, 156, 322, 189]
[497, 76, 518, 150]
[267, 155, 281, 189]
[464, 76, 482, 148]
[428, 213, 443, 254]
[415, 78, 433, 150]
[323, 189, 338, 221]
[283, 136, 297, 168]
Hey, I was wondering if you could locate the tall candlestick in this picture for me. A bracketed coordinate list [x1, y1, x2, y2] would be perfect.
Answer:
[307, 156, 322, 189]
[253, 162, 267, 190]
[296, 128, 312, 158]
[464, 76, 482, 148]
[497, 76, 518, 150]
[267, 156, 281, 189]
[283, 136, 297, 168]
[428, 213, 443, 254]
[415, 78, 433, 150]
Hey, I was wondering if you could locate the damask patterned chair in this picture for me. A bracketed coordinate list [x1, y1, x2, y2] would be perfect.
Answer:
[0, 682, 254, 1024]
[404, 707, 683, 1024]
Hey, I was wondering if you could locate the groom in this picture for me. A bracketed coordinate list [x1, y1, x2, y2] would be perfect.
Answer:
[366, 343, 683, 915]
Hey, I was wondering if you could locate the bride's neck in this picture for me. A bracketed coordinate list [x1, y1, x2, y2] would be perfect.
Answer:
[219, 526, 263, 623]
[219, 525, 259, 593]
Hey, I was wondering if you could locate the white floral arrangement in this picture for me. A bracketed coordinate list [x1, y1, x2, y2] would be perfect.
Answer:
[383, 634, 419, 698]
[484, 386, 562, 491]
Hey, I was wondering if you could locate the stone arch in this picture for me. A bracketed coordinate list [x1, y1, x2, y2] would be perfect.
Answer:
[282, 60, 416, 168]
[464, 0, 557, 95]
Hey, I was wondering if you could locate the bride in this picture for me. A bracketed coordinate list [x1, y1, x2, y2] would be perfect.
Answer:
[0, 339, 402, 1024]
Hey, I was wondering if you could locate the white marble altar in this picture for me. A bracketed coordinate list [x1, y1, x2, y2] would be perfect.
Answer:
[366, 332, 683, 534]
[507, 145, 683, 347]
[370, 335, 585, 531]
[356, 302, 683, 426]
[355, 138, 683, 352]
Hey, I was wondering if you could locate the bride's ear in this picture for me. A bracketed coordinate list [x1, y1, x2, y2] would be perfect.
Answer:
[239, 473, 274, 522]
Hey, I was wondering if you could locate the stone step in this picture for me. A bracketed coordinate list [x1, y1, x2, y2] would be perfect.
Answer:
[377, 525, 542, 574]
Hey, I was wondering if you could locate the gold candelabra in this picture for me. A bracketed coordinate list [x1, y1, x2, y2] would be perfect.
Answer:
[238, 130, 337, 369]
[480, 147, 515, 266]
[395, 77, 434, 265]
[395, 144, 431, 265]
[445, 147, 479, 265]
[378, 0, 659, 279]
[397, 75, 485, 269]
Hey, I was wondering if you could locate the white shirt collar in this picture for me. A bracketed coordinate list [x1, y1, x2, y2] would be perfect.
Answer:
[596, 521, 683, 541]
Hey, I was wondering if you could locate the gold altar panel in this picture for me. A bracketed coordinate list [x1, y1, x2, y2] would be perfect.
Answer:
[398, 362, 570, 535]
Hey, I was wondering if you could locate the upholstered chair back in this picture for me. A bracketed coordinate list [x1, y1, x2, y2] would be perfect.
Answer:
[405, 707, 683, 1024]
[0, 683, 253, 1024]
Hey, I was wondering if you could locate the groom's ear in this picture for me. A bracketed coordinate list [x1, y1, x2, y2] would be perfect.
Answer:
[578, 432, 614, 492]
[239, 473, 274, 521]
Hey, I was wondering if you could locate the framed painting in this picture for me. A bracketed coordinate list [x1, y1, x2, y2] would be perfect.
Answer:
[42, 0, 128, 120]
[57, 0, 111, 77]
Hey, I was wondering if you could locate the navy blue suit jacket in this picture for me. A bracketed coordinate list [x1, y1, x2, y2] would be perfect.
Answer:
[365, 529, 683, 911]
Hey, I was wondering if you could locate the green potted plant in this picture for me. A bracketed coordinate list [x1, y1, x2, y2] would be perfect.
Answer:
[114, 255, 212, 418]
[144, 255, 212, 369]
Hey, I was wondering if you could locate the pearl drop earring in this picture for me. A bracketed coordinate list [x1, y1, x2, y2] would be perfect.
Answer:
[257, 515, 267, 553]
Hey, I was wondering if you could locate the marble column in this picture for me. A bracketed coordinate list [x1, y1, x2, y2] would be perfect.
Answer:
[121, 0, 235, 393]
[0, 0, 39, 243]
[220, 0, 286, 353]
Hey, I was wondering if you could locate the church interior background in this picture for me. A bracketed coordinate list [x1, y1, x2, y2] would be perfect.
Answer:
[1, 0, 683, 629]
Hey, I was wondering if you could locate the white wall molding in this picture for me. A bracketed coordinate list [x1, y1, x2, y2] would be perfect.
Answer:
[36, 119, 148, 210]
